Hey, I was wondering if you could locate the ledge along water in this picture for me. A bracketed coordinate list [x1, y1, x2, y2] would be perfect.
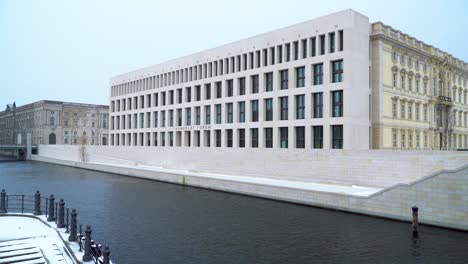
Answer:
[1, 161, 468, 264]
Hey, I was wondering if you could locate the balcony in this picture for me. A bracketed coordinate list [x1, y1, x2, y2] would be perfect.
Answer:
[437, 95, 452, 105]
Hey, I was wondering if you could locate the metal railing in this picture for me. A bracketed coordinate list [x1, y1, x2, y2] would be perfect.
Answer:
[0, 189, 112, 264]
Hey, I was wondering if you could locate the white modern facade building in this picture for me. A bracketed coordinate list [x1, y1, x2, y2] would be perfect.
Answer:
[109, 10, 370, 150]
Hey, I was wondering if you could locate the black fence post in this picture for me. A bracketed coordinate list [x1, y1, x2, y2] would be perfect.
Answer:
[47, 194, 55, 222]
[58, 199, 65, 228]
[21, 195, 24, 213]
[103, 246, 111, 264]
[79, 224, 83, 252]
[65, 208, 69, 233]
[82, 225, 93, 262]
[68, 209, 77, 242]
[55, 202, 58, 224]
[0, 189, 6, 213]
[33, 190, 41, 215]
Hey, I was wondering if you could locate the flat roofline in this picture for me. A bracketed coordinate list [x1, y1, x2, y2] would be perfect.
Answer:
[111, 9, 367, 83]
[1, 100, 108, 114]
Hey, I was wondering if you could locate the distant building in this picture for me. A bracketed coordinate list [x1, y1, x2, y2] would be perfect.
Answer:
[108, 9, 468, 150]
[0, 100, 109, 145]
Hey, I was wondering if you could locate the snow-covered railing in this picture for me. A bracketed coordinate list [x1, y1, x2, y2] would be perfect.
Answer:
[0, 189, 112, 264]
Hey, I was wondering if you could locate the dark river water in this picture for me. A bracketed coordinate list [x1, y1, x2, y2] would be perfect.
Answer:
[1, 160, 467, 264]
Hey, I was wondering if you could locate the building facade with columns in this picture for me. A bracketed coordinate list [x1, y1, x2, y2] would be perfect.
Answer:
[108, 9, 467, 150]
[0, 100, 109, 146]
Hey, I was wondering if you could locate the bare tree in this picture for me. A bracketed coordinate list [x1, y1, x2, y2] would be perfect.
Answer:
[79, 135, 88, 162]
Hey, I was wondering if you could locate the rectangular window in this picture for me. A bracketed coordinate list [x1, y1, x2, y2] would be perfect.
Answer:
[301, 39, 307, 59]
[331, 125, 343, 149]
[311, 37, 316, 57]
[216, 81, 222, 98]
[226, 79, 233, 97]
[331, 90, 343, 117]
[186, 87, 191, 102]
[238, 101, 245, 123]
[160, 93, 165, 106]
[176, 109, 182, 126]
[332, 60, 343, 83]
[265, 72, 273, 92]
[195, 85, 201, 101]
[296, 95, 305, 119]
[264, 98, 273, 121]
[280, 69, 288, 90]
[251, 128, 258, 148]
[280, 96, 288, 120]
[313, 92, 323, 118]
[295, 126, 305, 148]
[392, 100, 397, 118]
[205, 84, 211, 100]
[238, 129, 245, 148]
[319, 35, 325, 55]
[286, 43, 291, 62]
[329, 32, 335, 53]
[238, 77, 246, 95]
[251, 75, 259, 93]
[226, 103, 233, 123]
[263, 49, 268, 66]
[338, 30, 343, 51]
[226, 129, 233, 147]
[215, 130, 222, 147]
[313, 63, 323, 85]
[205, 105, 211, 125]
[264, 128, 273, 148]
[195, 107, 201, 125]
[251, 100, 259, 122]
[278, 45, 283, 63]
[313, 126, 323, 149]
[280, 127, 288, 148]
[293, 41, 299, 60]
[185, 108, 191, 125]
[296, 66, 305, 88]
[177, 89, 182, 103]
[215, 104, 222, 124]
[169, 110, 174, 127]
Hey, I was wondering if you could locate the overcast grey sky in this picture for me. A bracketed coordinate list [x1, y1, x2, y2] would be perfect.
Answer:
[1, 0, 467, 109]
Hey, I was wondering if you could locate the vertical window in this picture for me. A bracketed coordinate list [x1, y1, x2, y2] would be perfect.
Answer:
[238, 77, 246, 95]
[296, 66, 305, 87]
[293, 41, 299, 60]
[251, 75, 259, 93]
[280, 69, 288, 90]
[195, 107, 201, 125]
[401, 101, 406, 119]
[226, 79, 233, 97]
[169, 110, 174, 127]
[301, 39, 307, 59]
[392, 130, 398, 147]
[264, 128, 273, 148]
[338, 30, 344, 51]
[295, 126, 305, 148]
[278, 45, 283, 63]
[176, 109, 182, 126]
[251, 128, 258, 148]
[270, 47, 275, 65]
[311, 37, 316, 57]
[216, 81, 222, 98]
[312, 126, 323, 149]
[195, 86, 201, 101]
[329, 32, 335, 53]
[286, 43, 291, 62]
[313, 92, 323, 118]
[331, 90, 343, 117]
[319, 35, 325, 55]
[280, 96, 288, 120]
[238, 102, 245, 123]
[251, 100, 259, 122]
[332, 60, 344, 83]
[392, 72, 397, 88]
[313, 63, 323, 85]
[205, 105, 211, 125]
[392, 100, 397, 118]
[215, 104, 222, 124]
[280, 127, 288, 148]
[177, 89, 182, 103]
[296, 95, 305, 119]
[186, 87, 191, 102]
[263, 49, 268, 66]
[331, 125, 343, 149]
[238, 129, 245, 148]
[205, 84, 211, 100]
[185, 108, 191, 125]
[264, 98, 273, 121]
[226, 129, 233, 147]
[265, 72, 273, 92]
[226, 103, 233, 123]
[215, 130, 222, 147]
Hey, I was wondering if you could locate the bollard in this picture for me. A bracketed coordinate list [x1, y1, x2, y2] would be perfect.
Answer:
[66, 208, 69, 233]
[58, 199, 65, 228]
[47, 195, 55, 222]
[0, 189, 6, 213]
[82, 225, 93, 262]
[412, 206, 419, 234]
[68, 209, 78, 241]
[33, 191, 41, 215]
[103, 246, 111, 264]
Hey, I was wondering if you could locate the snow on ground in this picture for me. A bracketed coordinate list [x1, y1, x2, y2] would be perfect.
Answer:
[90, 161, 383, 196]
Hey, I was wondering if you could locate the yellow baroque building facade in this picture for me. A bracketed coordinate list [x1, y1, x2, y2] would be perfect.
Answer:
[371, 22, 468, 150]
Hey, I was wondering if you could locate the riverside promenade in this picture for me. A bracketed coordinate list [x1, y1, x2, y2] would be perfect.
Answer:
[33, 144, 468, 231]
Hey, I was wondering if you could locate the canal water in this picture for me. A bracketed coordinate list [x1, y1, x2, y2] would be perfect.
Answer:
[1, 161, 467, 264]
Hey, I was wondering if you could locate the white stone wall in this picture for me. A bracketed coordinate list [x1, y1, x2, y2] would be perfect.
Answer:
[37, 145, 468, 188]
